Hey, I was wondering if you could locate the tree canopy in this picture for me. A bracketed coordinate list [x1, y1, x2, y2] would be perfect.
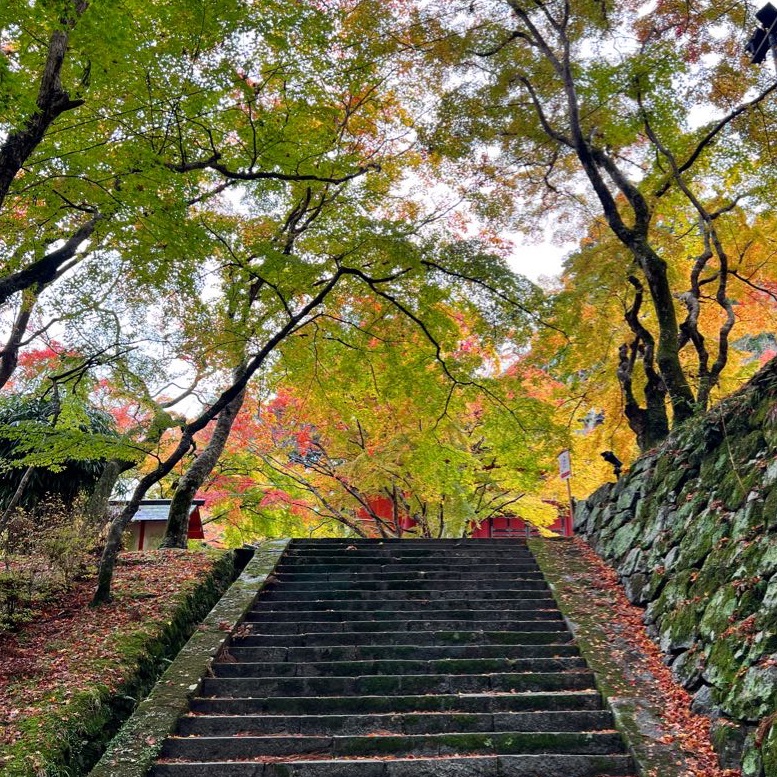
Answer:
[1, 0, 776, 601]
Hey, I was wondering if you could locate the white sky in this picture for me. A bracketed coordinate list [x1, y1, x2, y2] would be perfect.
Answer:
[506, 236, 568, 284]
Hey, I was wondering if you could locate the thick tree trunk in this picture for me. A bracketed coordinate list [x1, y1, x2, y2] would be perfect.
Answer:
[618, 277, 671, 451]
[618, 353, 670, 452]
[160, 382, 247, 548]
[632, 240, 696, 426]
[0, 292, 35, 390]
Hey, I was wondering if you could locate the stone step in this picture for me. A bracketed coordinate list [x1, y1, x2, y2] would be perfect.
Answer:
[149, 540, 632, 777]
[274, 563, 541, 573]
[152, 754, 635, 777]
[224, 643, 580, 662]
[281, 551, 538, 561]
[177, 709, 616, 737]
[211, 657, 587, 678]
[233, 629, 573, 647]
[250, 597, 557, 612]
[189, 690, 607, 717]
[261, 583, 552, 597]
[159, 730, 625, 761]
[281, 556, 539, 566]
[245, 608, 561, 623]
[199, 670, 596, 698]
[290, 539, 529, 546]
[272, 571, 546, 583]
[189, 691, 607, 718]
[243, 618, 567, 634]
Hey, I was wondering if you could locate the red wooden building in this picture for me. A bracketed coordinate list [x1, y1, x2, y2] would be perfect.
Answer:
[355, 495, 573, 538]
[121, 499, 206, 550]
[469, 510, 573, 539]
[355, 495, 417, 536]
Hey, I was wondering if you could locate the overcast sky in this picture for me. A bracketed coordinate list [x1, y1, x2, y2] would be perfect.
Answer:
[505, 233, 572, 285]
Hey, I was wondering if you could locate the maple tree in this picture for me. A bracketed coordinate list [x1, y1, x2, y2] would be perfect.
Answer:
[201, 288, 565, 539]
[404, 0, 777, 450]
[0, 0, 433, 601]
[530, 207, 777, 480]
[2, 0, 776, 611]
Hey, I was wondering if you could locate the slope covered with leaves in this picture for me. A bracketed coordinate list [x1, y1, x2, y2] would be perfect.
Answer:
[0, 550, 233, 776]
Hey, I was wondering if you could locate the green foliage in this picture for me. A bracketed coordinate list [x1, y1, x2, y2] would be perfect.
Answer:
[0, 570, 33, 632]
[410, 0, 777, 447]
[0, 394, 127, 510]
[207, 277, 565, 539]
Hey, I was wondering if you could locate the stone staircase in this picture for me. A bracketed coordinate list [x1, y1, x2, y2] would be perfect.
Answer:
[150, 539, 635, 776]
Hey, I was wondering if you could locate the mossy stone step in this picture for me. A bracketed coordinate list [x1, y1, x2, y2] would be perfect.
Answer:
[189, 690, 607, 716]
[199, 670, 596, 698]
[281, 556, 538, 565]
[225, 642, 580, 662]
[291, 537, 526, 548]
[147, 540, 632, 777]
[233, 629, 573, 647]
[274, 563, 542, 573]
[285, 543, 535, 551]
[250, 597, 557, 612]
[245, 618, 567, 634]
[160, 730, 626, 760]
[211, 656, 586, 678]
[286, 544, 529, 549]
[151, 754, 635, 777]
[280, 551, 538, 562]
[177, 710, 616, 737]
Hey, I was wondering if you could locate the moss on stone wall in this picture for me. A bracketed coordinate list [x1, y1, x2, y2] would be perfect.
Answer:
[575, 357, 777, 777]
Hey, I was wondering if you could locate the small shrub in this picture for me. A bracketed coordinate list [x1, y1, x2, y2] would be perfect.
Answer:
[0, 497, 99, 633]
[40, 505, 99, 586]
[0, 569, 34, 630]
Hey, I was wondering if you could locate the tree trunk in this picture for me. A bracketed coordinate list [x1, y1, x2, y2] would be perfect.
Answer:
[0, 466, 35, 530]
[0, 292, 35, 390]
[85, 459, 134, 527]
[618, 277, 671, 451]
[91, 267, 347, 604]
[160, 382, 247, 548]
[92, 460, 180, 604]
[633, 240, 696, 426]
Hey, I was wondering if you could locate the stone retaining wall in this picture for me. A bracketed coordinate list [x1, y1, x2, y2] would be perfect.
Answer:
[574, 358, 777, 777]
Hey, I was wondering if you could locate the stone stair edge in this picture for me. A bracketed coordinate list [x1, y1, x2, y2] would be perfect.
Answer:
[188, 689, 607, 717]
[233, 629, 575, 647]
[159, 729, 626, 761]
[176, 709, 615, 734]
[150, 752, 635, 777]
[88, 538, 292, 777]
